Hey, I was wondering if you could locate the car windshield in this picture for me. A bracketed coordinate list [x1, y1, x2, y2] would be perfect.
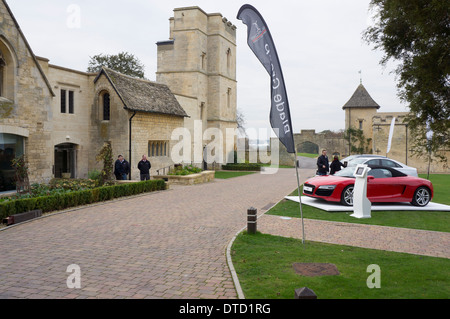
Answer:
[346, 158, 368, 167]
[334, 167, 357, 178]
[341, 155, 357, 163]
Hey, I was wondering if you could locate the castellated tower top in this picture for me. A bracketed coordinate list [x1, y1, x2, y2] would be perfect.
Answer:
[156, 6, 237, 138]
[168, 7, 236, 42]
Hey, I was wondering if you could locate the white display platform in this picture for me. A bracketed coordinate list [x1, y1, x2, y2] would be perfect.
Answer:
[285, 196, 450, 212]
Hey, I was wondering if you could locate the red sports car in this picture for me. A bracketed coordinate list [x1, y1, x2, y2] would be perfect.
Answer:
[303, 166, 433, 207]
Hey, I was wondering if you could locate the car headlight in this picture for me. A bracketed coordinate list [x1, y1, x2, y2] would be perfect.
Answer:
[318, 185, 336, 190]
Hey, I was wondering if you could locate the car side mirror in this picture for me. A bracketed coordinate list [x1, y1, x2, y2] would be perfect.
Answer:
[367, 176, 375, 180]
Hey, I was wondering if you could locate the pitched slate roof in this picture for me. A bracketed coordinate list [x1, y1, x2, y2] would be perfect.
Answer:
[342, 84, 380, 110]
[94, 67, 188, 117]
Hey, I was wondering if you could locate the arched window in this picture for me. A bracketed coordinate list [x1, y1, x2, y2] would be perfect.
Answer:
[0, 52, 5, 97]
[0, 40, 17, 101]
[227, 88, 232, 109]
[201, 52, 206, 70]
[102, 92, 110, 121]
[226, 48, 232, 72]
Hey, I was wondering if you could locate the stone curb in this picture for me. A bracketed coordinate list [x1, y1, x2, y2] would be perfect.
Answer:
[226, 226, 246, 299]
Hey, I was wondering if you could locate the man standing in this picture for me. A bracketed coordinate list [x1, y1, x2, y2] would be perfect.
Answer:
[138, 155, 151, 181]
[317, 149, 329, 176]
[114, 155, 130, 180]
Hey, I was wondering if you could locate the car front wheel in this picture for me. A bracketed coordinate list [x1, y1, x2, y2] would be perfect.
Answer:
[411, 186, 431, 207]
[341, 185, 354, 206]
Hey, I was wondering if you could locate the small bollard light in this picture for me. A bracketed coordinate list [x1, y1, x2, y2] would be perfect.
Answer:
[247, 207, 257, 234]
[294, 287, 317, 299]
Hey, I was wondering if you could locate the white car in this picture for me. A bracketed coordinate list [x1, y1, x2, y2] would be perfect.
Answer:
[341, 154, 384, 164]
[343, 156, 418, 177]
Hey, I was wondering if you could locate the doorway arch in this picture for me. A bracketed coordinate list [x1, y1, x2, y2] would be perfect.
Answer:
[297, 141, 319, 155]
[54, 143, 78, 178]
[0, 133, 24, 191]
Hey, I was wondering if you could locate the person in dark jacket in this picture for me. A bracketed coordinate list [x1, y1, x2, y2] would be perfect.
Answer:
[330, 155, 344, 175]
[137, 155, 151, 181]
[114, 155, 130, 180]
[316, 149, 329, 175]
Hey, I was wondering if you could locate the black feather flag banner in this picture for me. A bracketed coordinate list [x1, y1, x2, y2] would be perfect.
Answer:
[237, 4, 295, 153]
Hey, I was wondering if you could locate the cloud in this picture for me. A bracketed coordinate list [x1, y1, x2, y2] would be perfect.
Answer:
[7, 0, 404, 135]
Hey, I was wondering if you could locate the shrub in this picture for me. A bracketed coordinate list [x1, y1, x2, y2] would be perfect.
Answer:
[49, 178, 98, 191]
[221, 163, 262, 171]
[168, 164, 202, 176]
[96, 142, 114, 185]
[0, 200, 16, 220]
[88, 170, 102, 181]
[0, 180, 166, 220]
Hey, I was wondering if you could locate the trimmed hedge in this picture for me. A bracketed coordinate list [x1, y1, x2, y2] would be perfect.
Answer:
[221, 163, 262, 171]
[0, 179, 166, 220]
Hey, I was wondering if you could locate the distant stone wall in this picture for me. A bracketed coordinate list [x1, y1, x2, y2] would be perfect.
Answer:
[294, 130, 348, 157]
[372, 112, 449, 174]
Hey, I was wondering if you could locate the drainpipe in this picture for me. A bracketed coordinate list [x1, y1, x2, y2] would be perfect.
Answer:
[129, 110, 137, 180]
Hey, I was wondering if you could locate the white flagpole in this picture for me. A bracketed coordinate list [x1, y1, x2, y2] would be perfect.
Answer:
[294, 147, 305, 244]
[386, 117, 396, 156]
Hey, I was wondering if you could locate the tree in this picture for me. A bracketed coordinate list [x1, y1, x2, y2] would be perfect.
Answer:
[95, 141, 114, 185]
[11, 154, 30, 193]
[344, 128, 372, 155]
[87, 52, 145, 78]
[363, 0, 449, 165]
[236, 108, 246, 131]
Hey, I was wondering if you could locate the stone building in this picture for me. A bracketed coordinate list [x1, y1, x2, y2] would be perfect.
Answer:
[343, 83, 449, 173]
[0, 1, 237, 191]
[277, 82, 449, 173]
[156, 7, 237, 164]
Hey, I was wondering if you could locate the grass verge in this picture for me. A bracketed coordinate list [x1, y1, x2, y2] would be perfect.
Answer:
[231, 232, 450, 299]
[297, 153, 319, 158]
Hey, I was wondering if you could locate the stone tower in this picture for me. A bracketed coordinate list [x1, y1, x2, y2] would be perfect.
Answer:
[342, 83, 380, 153]
[156, 7, 237, 163]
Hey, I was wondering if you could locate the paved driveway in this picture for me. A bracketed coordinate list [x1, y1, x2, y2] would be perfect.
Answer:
[0, 168, 313, 299]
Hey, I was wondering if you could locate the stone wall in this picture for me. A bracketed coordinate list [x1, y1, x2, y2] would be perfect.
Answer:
[294, 130, 348, 158]
[0, 2, 54, 184]
[45, 62, 96, 179]
[131, 112, 184, 180]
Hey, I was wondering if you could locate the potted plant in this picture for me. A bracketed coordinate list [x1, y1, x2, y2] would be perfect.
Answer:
[62, 171, 71, 179]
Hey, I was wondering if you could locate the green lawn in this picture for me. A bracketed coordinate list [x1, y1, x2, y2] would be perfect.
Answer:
[297, 153, 318, 159]
[267, 174, 450, 232]
[214, 171, 256, 179]
[231, 232, 450, 299]
[421, 174, 450, 205]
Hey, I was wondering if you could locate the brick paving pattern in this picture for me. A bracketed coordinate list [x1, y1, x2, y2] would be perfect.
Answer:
[0, 168, 310, 299]
[1, 167, 448, 299]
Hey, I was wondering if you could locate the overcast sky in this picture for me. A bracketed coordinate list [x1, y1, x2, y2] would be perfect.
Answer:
[8, 0, 408, 137]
